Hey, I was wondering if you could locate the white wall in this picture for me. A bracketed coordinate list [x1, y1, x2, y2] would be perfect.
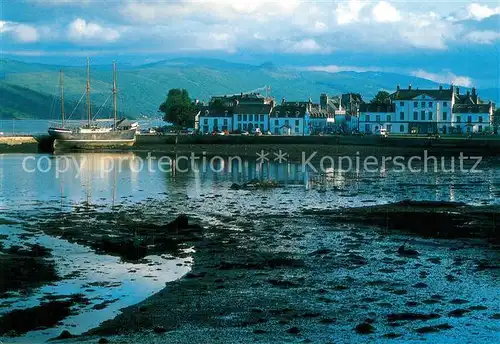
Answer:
[199, 117, 232, 133]
[233, 113, 269, 132]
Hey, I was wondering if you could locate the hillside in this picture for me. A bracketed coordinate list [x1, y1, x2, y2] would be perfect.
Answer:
[0, 58, 498, 120]
[0, 82, 125, 120]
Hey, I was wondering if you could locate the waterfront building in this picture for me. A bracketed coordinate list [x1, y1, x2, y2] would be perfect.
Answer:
[359, 85, 495, 135]
[269, 101, 312, 136]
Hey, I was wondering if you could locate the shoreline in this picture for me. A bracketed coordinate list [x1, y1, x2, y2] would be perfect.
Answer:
[41, 201, 500, 343]
[3, 134, 500, 155]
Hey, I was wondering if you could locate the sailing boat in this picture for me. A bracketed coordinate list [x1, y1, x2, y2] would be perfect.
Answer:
[48, 58, 138, 149]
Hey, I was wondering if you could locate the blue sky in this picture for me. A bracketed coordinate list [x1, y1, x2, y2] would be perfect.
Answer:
[1, 0, 499, 88]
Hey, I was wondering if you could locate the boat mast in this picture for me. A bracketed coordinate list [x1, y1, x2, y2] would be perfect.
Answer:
[112, 61, 117, 130]
[59, 70, 65, 127]
[86, 57, 91, 127]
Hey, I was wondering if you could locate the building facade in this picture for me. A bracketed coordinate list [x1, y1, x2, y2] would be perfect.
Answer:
[359, 85, 495, 135]
[270, 101, 312, 136]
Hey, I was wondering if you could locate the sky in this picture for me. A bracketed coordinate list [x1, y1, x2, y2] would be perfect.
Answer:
[0, 0, 499, 88]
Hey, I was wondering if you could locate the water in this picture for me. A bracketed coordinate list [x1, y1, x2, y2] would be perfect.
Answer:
[1, 152, 500, 342]
[0, 119, 164, 136]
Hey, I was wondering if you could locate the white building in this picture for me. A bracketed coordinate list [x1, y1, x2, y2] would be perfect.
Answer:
[270, 101, 312, 136]
[359, 85, 495, 135]
[198, 107, 233, 133]
[233, 104, 273, 132]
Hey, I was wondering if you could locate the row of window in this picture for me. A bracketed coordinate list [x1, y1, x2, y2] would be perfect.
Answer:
[365, 124, 485, 134]
[237, 114, 266, 122]
[399, 101, 448, 108]
[364, 111, 484, 122]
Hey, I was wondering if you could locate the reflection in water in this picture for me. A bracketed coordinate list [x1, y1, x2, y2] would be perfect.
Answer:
[1, 153, 500, 212]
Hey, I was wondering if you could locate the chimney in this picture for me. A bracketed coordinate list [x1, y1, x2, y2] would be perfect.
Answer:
[466, 90, 470, 96]
[408, 83, 412, 90]
[281, 98, 285, 105]
[456, 87, 459, 95]
[472, 87, 476, 96]
[439, 85, 443, 90]
[397, 84, 400, 91]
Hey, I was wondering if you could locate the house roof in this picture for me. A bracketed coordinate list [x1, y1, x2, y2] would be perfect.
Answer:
[309, 108, 330, 118]
[359, 103, 396, 113]
[452, 104, 492, 114]
[199, 106, 234, 117]
[271, 104, 307, 118]
[390, 88, 454, 101]
[234, 104, 272, 114]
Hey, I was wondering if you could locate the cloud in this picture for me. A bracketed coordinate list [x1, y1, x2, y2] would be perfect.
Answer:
[411, 69, 472, 87]
[466, 3, 500, 20]
[336, 0, 367, 25]
[372, 1, 401, 23]
[465, 30, 500, 44]
[68, 18, 120, 42]
[285, 39, 331, 54]
[0, 21, 39, 43]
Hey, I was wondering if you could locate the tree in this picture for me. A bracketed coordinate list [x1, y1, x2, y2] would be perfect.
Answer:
[159, 89, 196, 127]
[370, 91, 391, 105]
[493, 108, 500, 134]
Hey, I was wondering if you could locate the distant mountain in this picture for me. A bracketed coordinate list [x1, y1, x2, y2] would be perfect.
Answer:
[0, 58, 497, 120]
[0, 81, 126, 120]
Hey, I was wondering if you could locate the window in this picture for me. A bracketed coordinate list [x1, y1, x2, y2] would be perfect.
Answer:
[400, 112, 404, 120]
[376, 115, 381, 122]
[243, 123, 248, 130]
[421, 102, 425, 107]
[429, 102, 433, 107]
[260, 115, 265, 122]
[414, 102, 418, 107]
[274, 120, 279, 125]
[285, 120, 289, 125]
[365, 124, 370, 132]
[443, 112, 448, 121]
[238, 124, 242, 130]
[400, 102, 404, 107]
[243, 114, 247, 121]
[295, 120, 299, 126]
[214, 119, 218, 127]
[203, 119, 208, 125]
[467, 116, 472, 123]
[421, 111, 425, 120]
[387, 115, 392, 122]
[479, 116, 483, 123]
[366, 115, 370, 122]
[456, 116, 461, 123]
[203, 125, 208, 132]
[413, 111, 418, 120]
[249, 114, 253, 121]
[479, 125, 483, 132]
[295, 127, 299, 133]
[238, 114, 242, 121]
[443, 102, 448, 107]
[400, 125, 404, 133]
[428, 112, 433, 120]
[223, 119, 228, 125]
[387, 124, 392, 132]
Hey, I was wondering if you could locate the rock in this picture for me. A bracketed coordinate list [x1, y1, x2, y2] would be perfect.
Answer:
[413, 282, 428, 288]
[230, 183, 242, 190]
[55, 330, 73, 339]
[387, 313, 440, 321]
[416, 326, 440, 334]
[448, 309, 470, 317]
[165, 215, 189, 231]
[253, 329, 267, 334]
[153, 326, 167, 334]
[383, 332, 402, 338]
[98, 338, 109, 344]
[287, 326, 300, 334]
[354, 322, 375, 334]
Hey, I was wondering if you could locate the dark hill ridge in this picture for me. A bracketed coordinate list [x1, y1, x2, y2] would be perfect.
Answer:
[1, 58, 498, 119]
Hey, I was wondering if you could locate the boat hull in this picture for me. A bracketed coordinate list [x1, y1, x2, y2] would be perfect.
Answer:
[50, 128, 137, 150]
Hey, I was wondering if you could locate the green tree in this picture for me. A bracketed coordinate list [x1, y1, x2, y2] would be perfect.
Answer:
[493, 108, 500, 133]
[159, 89, 196, 127]
[370, 91, 391, 105]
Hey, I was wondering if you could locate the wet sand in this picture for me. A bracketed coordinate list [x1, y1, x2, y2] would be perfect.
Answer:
[22, 201, 499, 343]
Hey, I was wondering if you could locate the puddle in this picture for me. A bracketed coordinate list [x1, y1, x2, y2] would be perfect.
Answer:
[0, 225, 192, 342]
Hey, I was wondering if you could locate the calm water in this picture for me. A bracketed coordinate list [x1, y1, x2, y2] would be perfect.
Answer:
[1, 152, 500, 342]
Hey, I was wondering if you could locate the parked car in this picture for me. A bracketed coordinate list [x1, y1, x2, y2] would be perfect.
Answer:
[379, 128, 388, 138]
[241, 131, 249, 136]
[252, 128, 262, 136]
